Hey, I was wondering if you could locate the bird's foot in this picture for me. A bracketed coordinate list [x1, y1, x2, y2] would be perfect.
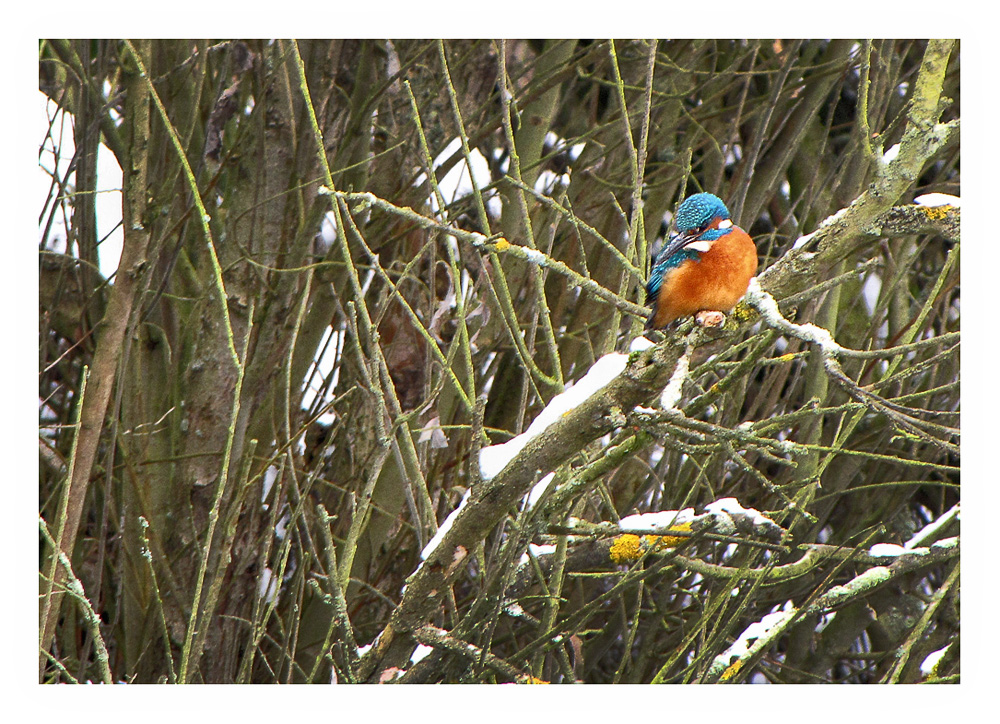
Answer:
[695, 310, 726, 327]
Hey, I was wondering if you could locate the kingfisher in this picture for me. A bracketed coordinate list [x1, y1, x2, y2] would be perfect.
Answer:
[645, 192, 758, 329]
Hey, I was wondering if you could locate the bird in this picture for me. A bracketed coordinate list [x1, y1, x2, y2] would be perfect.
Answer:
[645, 192, 758, 329]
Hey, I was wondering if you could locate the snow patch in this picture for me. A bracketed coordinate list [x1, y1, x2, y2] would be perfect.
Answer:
[914, 193, 960, 208]
[479, 353, 628, 480]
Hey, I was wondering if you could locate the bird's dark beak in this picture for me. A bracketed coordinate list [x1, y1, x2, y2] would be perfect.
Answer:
[658, 228, 701, 261]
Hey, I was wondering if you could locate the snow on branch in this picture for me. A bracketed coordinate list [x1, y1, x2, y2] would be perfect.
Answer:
[705, 532, 959, 682]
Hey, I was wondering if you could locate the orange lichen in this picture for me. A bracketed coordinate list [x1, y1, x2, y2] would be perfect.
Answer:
[494, 238, 511, 251]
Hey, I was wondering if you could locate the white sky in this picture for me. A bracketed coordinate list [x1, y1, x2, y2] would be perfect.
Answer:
[38, 91, 123, 280]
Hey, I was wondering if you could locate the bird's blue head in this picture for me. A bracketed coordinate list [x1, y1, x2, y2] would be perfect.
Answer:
[674, 192, 731, 234]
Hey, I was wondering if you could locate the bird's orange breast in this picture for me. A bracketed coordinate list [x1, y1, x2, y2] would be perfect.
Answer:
[651, 227, 757, 328]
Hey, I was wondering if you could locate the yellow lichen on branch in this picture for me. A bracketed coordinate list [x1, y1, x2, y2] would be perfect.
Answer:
[609, 523, 694, 563]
